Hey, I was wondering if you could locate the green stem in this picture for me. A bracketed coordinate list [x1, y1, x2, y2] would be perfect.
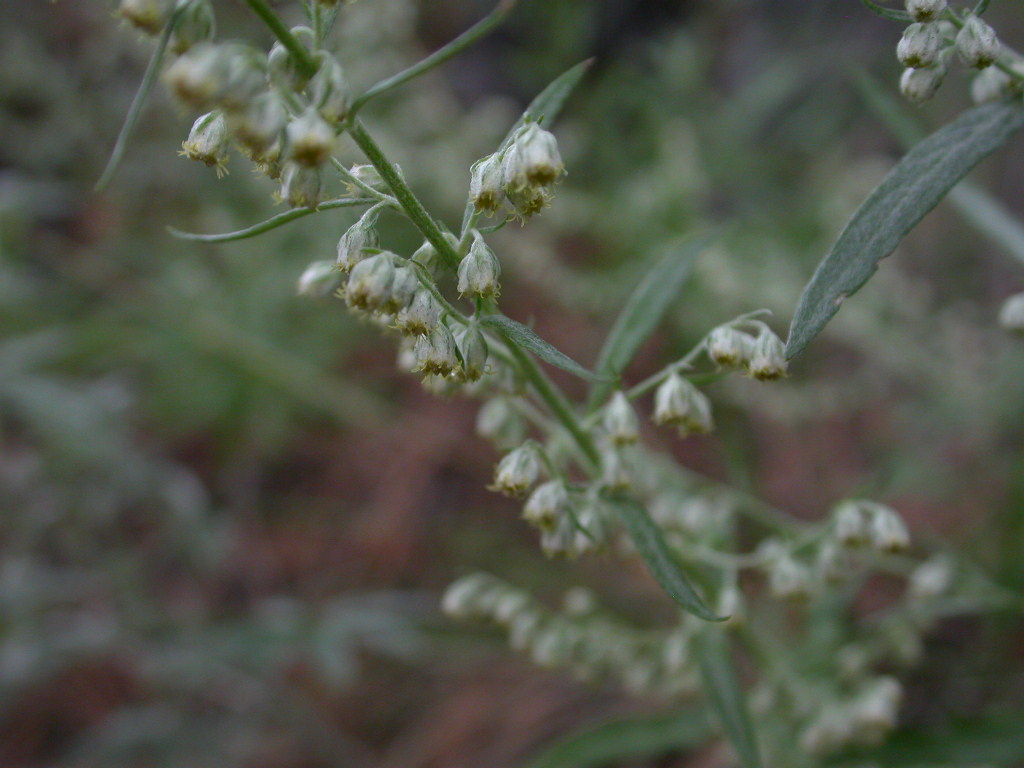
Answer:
[504, 342, 601, 470]
[242, 0, 318, 79]
[346, 119, 462, 271]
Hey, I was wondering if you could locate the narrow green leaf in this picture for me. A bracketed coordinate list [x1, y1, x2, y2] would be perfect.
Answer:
[588, 234, 710, 409]
[501, 58, 594, 146]
[96, 7, 184, 190]
[695, 629, 764, 768]
[481, 314, 606, 383]
[602, 493, 723, 622]
[785, 99, 1024, 359]
[167, 197, 377, 243]
[525, 709, 713, 768]
[858, 0, 912, 22]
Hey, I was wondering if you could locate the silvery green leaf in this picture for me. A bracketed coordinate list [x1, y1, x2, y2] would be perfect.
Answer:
[481, 314, 605, 382]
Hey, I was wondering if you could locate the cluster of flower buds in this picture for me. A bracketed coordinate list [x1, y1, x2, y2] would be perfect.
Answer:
[831, 499, 910, 553]
[469, 121, 566, 220]
[894, 1, 1003, 104]
[799, 677, 904, 755]
[442, 575, 702, 698]
[705, 323, 787, 381]
[652, 372, 713, 436]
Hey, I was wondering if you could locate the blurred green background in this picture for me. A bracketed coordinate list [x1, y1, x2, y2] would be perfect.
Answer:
[3, 1, 1024, 766]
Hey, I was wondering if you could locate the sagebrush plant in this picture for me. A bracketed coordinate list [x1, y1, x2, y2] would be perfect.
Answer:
[102, 0, 1024, 765]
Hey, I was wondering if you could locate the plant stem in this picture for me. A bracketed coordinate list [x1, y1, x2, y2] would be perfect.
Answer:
[346, 119, 463, 271]
[242, 0, 318, 79]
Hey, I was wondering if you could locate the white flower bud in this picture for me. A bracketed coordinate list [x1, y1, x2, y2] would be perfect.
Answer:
[816, 541, 850, 583]
[336, 210, 380, 271]
[117, 0, 173, 34]
[344, 164, 386, 197]
[228, 90, 287, 158]
[296, 260, 340, 297]
[540, 513, 579, 558]
[833, 500, 871, 547]
[441, 573, 493, 619]
[490, 444, 542, 498]
[413, 323, 460, 377]
[216, 45, 267, 112]
[469, 153, 505, 213]
[285, 108, 337, 168]
[899, 64, 945, 104]
[707, 326, 754, 368]
[411, 233, 461, 275]
[600, 447, 632, 491]
[573, 497, 608, 554]
[493, 590, 532, 625]
[503, 122, 565, 189]
[509, 610, 544, 651]
[455, 325, 489, 382]
[971, 66, 1012, 104]
[905, 0, 946, 22]
[850, 677, 902, 740]
[163, 42, 229, 110]
[386, 265, 419, 312]
[768, 554, 813, 601]
[309, 53, 351, 123]
[868, 503, 910, 552]
[603, 392, 639, 446]
[279, 163, 322, 208]
[170, 0, 215, 54]
[909, 555, 954, 599]
[345, 251, 395, 313]
[897, 22, 944, 68]
[998, 292, 1024, 334]
[523, 480, 570, 532]
[476, 398, 526, 449]
[956, 14, 1000, 68]
[266, 28, 316, 91]
[748, 330, 788, 381]
[395, 289, 440, 337]
[652, 373, 714, 435]
[504, 184, 549, 220]
[799, 707, 853, 756]
[179, 111, 228, 175]
[457, 232, 501, 299]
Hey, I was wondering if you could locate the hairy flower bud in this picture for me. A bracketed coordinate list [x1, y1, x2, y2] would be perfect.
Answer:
[707, 326, 753, 368]
[296, 260, 340, 297]
[163, 42, 229, 110]
[476, 397, 526, 449]
[748, 330, 788, 381]
[897, 22, 944, 68]
[600, 447, 632, 491]
[905, 0, 946, 22]
[971, 66, 1011, 104]
[455, 325, 489, 382]
[573, 498, 608, 554]
[179, 111, 228, 174]
[279, 162, 322, 208]
[170, 0, 215, 54]
[267, 27, 316, 91]
[956, 15, 1000, 68]
[899, 64, 945, 104]
[345, 251, 396, 313]
[505, 184, 549, 220]
[602, 392, 639, 446]
[469, 153, 505, 213]
[998, 292, 1024, 333]
[768, 555, 813, 601]
[523, 480, 569, 532]
[344, 164, 385, 197]
[117, 0, 173, 34]
[394, 289, 440, 337]
[411, 232, 461, 275]
[869, 503, 910, 552]
[413, 323, 460, 377]
[491, 444, 542, 498]
[216, 45, 267, 112]
[309, 53, 351, 123]
[909, 555, 953, 599]
[285, 108, 336, 168]
[503, 122, 565, 189]
[833, 500, 870, 547]
[228, 90, 287, 158]
[457, 232, 502, 299]
[652, 372, 714, 435]
[336, 210, 380, 271]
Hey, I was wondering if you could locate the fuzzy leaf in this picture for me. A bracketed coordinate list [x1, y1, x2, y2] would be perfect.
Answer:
[695, 629, 764, 768]
[525, 709, 713, 768]
[786, 99, 1024, 359]
[589, 234, 709, 409]
[482, 315, 605, 382]
[602, 493, 723, 622]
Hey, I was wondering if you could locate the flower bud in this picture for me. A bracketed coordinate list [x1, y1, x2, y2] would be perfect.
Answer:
[909, 555, 953, 599]
[411, 232, 461, 275]
[336, 210, 380, 271]
[600, 447, 632, 491]
[816, 541, 850, 583]
[381, 265, 417, 315]
[163, 42, 229, 110]
[971, 66, 1011, 104]
[344, 164, 386, 197]
[455, 324, 489, 382]
[296, 260, 340, 297]
[768, 555, 813, 601]
[345, 251, 395, 313]
[490, 444, 542, 498]
[850, 677, 902, 739]
[748, 330, 788, 381]
[228, 90, 287, 158]
[278, 163, 322, 208]
[476, 397, 526, 449]
[457, 232, 501, 299]
[442, 573, 494, 619]
[179, 111, 228, 174]
[868, 503, 910, 552]
[285, 108, 337, 168]
[998, 292, 1024, 334]
[413, 323, 460, 377]
[309, 53, 351, 123]
[469, 153, 505, 213]
[523, 480, 569, 532]
[897, 22, 944, 68]
[652, 373, 713, 435]
[834, 500, 870, 547]
[504, 185, 549, 220]
[395, 289, 440, 337]
[117, 0, 173, 34]
[503, 122, 565, 189]
[707, 326, 754, 368]
[573, 497, 609, 554]
[603, 392, 639, 446]
[170, 0, 216, 54]
[540, 513, 579, 558]
[267, 27, 316, 91]
[956, 15, 1000, 68]
[905, 0, 946, 22]
[216, 45, 267, 112]
[899, 64, 945, 104]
